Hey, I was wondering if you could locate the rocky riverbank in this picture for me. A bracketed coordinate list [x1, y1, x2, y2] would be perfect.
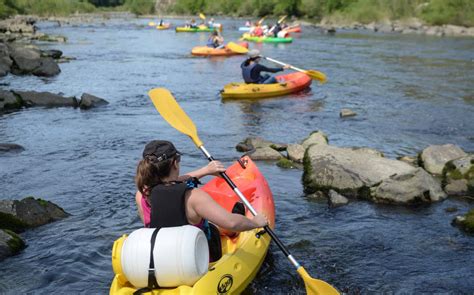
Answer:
[300, 17, 474, 38]
[237, 131, 473, 218]
[0, 197, 69, 261]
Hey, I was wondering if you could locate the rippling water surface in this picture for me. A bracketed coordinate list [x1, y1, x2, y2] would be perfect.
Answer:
[1, 17, 473, 294]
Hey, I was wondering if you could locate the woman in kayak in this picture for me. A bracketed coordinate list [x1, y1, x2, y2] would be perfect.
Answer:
[134, 140, 268, 240]
[241, 49, 289, 84]
[206, 31, 224, 48]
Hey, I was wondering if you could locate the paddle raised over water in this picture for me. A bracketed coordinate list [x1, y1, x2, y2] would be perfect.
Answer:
[227, 42, 327, 83]
[148, 88, 340, 295]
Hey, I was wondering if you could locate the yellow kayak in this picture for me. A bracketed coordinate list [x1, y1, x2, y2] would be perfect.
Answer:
[221, 72, 312, 99]
[156, 24, 170, 30]
[110, 156, 275, 294]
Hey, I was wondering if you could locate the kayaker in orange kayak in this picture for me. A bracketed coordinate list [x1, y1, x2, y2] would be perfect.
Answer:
[241, 49, 290, 84]
[206, 31, 224, 48]
[134, 140, 268, 259]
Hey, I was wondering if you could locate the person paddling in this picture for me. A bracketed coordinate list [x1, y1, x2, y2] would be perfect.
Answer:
[134, 140, 268, 260]
[206, 31, 224, 48]
[241, 49, 290, 84]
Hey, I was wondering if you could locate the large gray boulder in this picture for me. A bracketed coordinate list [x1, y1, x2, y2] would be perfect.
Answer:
[79, 93, 109, 110]
[9, 45, 41, 74]
[13, 90, 77, 107]
[0, 230, 25, 262]
[0, 197, 69, 231]
[370, 168, 446, 204]
[443, 154, 474, 196]
[32, 57, 60, 77]
[420, 144, 467, 175]
[9, 45, 60, 77]
[303, 144, 415, 197]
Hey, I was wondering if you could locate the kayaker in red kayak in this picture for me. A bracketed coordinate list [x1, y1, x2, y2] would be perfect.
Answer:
[241, 49, 290, 84]
[134, 140, 268, 258]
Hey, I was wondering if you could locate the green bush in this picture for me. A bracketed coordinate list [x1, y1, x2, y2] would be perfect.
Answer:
[123, 0, 155, 15]
[421, 0, 474, 27]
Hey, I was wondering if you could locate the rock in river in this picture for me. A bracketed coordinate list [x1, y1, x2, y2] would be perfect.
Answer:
[0, 197, 69, 231]
[303, 144, 416, 198]
[13, 90, 77, 107]
[370, 168, 446, 204]
[0, 229, 25, 262]
[79, 93, 109, 110]
[420, 144, 467, 175]
[443, 154, 474, 196]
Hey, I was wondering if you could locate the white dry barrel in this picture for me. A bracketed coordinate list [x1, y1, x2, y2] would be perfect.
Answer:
[120, 225, 209, 288]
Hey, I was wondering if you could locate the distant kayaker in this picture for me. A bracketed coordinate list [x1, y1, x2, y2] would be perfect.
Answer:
[159, 19, 164, 26]
[134, 140, 268, 259]
[207, 31, 224, 48]
[208, 17, 215, 28]
[241, 49, 290, 84]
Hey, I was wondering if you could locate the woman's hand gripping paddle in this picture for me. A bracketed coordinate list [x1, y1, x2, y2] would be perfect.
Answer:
[227, 42, 327, 84]
[148, 88, 340, 295]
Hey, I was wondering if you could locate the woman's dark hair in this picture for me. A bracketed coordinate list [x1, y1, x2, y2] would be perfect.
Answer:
[243, 56, 259, 66]
[135, 154, 180, 196]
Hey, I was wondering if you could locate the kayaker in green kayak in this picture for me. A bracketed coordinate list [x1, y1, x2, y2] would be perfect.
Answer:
[241, 49, 290, 84]
[134, 140, 268, 259]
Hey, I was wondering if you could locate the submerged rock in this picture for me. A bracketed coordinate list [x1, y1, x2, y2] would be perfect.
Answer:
[0, 143, 24, 154]
[328, 190, 349, 207]
[0, 229, 26, 262]
[420, 144, 466, 175]
[0, 197, 69, 231]
[452, 209, 474, 234]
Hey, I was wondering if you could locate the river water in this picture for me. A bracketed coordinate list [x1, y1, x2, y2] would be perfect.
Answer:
[1, 16, 473, 294]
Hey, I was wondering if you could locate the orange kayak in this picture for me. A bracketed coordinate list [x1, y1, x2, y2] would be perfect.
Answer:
[284, 26, 301, 33]
[191, 42, 249, 56]
[221, 72, 312, 99]
[202, 156, 275, 227]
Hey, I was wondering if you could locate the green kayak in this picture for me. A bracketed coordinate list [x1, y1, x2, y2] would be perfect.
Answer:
[242, 33, 293, 43]
[176, 26, 215, 32]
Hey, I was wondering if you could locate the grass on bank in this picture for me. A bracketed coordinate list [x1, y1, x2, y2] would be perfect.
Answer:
[0, 0, 473, 27]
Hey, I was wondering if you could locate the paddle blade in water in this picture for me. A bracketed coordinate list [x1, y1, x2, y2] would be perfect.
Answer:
[227, 42, 249, 54]
[305, 70, 327, 84]
[297, 267, 339, 295]
[148, 88, 203, 147]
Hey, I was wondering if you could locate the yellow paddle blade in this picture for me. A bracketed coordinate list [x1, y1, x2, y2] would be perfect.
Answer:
[257, 16, 266, 26]
[199, 13, 206, 20]
[227, 42, 249, 54]
[305, 70, 327, 84]
[297, 267, 340, 295]
[148, 88, 203, 147]
[148, 21, 156, 26]
[278, 15, 287, 24]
